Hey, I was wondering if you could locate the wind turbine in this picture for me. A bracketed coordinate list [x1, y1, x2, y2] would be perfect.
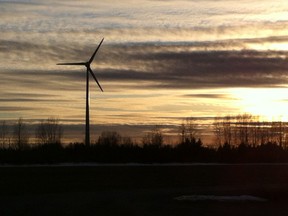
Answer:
[57, 38, 104, 146]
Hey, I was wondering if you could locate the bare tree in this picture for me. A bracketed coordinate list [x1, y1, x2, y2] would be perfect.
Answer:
[97, 131, 122, 146]
[283, 123, 288, 149]
[151, 127, 163, 147]
[36, 118, 63, 144]
[213, 116, 223, 146]
[46, 118, 63, 144]
[179, 118, 200, 144]
[142, 133, 152, 146]
[13, 118, 29, 149]
[121, 136, 134, 146]
[250, 115, 260, 147]
[222, 115, 232, 145]
[36, 120, 46, 144]
[179, 121, 186, 144]
[0, 121, 8, 148]
[235, 114, 253, 145]
[213, 114, 288, 147]
[186, 118, 199, 142]
[142, 126, 163, 147]
[271, 121, 286, 147]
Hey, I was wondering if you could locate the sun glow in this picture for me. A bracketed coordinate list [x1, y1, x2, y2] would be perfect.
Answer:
[248, 42, 288, 52]
[230, 88, 288, 121]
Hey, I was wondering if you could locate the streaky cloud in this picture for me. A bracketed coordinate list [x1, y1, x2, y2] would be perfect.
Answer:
[182, 94, 235, 100]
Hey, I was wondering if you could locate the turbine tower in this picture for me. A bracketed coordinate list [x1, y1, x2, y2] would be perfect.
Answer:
[57, 38, 104, 146]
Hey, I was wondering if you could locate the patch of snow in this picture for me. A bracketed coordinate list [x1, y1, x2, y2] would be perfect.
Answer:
[175, 195, 267, 202]
[1, 163, 288, 168]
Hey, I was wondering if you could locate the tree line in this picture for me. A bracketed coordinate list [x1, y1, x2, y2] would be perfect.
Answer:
[213, 114, 288, 148]
[0, 117, 63, 149]
[1, 115, 288, 164]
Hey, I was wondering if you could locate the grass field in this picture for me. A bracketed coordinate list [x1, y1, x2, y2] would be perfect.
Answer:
[1, 164, 288, 216]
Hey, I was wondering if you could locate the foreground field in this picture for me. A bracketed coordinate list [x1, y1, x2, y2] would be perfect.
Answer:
[1, 164, 288, 216]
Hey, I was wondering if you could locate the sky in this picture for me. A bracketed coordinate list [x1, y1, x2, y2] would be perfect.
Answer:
[1, 0, 288, 144]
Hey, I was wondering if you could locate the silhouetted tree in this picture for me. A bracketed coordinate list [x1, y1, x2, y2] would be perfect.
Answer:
[271, 121, 286, 147]
[213, 116, 223, 146]
[13, 118, 29, 149]
[179, 118, 200, 145]
[36, 118, 63, 144]
[179, 121, 186, 144]
[142, 126, 164, 147]
[223, 115, 232, 145]
[213, 114, 288, 148]
[0, 121, 8, 148]
[250, 116, 260, 147]
[151, 127, 163, 147]
[121, 136, 134, 146]
[97, 131, 122, 147]
[236, 114, 252, 145]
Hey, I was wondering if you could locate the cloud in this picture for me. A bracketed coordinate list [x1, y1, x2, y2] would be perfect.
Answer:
[97, 48, 288, 90]
[0, 97, 70, 103]
[0, 106, 37, 111]
[2, 43, 288, 92]
[182, 94, 233, 99]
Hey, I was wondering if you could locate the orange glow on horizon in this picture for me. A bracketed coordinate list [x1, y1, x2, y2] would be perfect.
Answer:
[230, 88, 288, 122]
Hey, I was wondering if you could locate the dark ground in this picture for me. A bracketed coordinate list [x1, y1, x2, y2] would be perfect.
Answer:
[1, 164, 288, 216]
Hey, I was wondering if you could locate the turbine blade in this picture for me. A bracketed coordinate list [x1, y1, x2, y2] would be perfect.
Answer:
[88, 38, 104, 64]
[88, 68, 103, 92]
[57, 62, 86, 65]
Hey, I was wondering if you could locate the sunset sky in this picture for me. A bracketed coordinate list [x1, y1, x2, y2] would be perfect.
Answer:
[1, 0, 288, 144]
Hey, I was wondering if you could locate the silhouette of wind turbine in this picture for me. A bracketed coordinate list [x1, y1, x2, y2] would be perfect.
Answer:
[57, 38, 104, 146]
